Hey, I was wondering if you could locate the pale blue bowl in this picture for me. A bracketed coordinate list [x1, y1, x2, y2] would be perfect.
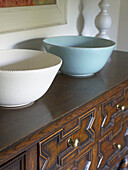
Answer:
[43, 36, 115, 77]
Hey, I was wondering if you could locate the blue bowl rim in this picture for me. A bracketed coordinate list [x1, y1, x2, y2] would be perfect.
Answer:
[43, 35, 116, 50]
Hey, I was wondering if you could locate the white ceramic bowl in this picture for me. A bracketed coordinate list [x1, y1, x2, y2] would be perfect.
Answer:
[0, 49, 62, 107]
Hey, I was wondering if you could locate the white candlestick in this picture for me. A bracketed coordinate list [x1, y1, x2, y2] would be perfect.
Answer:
[95, 0, 112, 39]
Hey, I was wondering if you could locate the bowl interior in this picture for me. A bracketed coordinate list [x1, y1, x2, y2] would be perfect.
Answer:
[43, 36, 115, 48]
[0, 49, 61, 71]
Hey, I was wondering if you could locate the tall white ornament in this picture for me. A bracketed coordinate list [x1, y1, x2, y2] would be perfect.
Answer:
[95, 0, 112, 39]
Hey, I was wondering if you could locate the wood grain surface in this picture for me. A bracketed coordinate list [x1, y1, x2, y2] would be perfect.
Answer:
[0, 50, 128, 168]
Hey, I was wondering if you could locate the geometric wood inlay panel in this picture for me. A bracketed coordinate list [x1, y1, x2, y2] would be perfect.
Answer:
[101, 97, 115, 134]
[101, 87, 128, 135]
[39, 108, 96, 170]
[74, 148, 92, 170]
[97, 120, 128, 169]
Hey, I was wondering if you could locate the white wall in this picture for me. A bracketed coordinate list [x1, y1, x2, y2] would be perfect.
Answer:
[117, 0, 128, 52]
[108, 0, 121, 43]
[0, 0, 126, 51]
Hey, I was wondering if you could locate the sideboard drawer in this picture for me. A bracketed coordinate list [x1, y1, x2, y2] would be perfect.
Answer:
[97, 119, 128, 169]
[38, 87, 128, 170]
[39, 107, 98, 169]
[100, 87, 128, 136]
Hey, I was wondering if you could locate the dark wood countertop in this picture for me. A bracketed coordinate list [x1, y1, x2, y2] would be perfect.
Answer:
[0, 50, 128, 153]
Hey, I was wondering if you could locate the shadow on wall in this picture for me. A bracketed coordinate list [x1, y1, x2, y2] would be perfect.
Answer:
[76, 0, 85, 35]
[13, 38, 45, 51]
[13, 0, 85, 51]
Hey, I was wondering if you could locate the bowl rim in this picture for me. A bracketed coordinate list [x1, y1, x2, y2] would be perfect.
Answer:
[0, 49, 62, 73]
[43, 35, 116, 50]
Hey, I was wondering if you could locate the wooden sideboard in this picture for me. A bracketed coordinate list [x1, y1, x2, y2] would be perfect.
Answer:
[0, 51, 128, 170]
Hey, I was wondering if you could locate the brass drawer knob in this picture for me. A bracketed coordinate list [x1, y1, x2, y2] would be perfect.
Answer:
[67, 138, 79, 148]
[113, 143, 122, 149]
[116, 104, 125, 111]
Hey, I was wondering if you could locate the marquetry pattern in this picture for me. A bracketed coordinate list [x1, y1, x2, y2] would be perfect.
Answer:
[39, 108, 96, 170]
[97, 117, 128, 169]
[74, 148, 92, 170]
[101, 87, 128, 135]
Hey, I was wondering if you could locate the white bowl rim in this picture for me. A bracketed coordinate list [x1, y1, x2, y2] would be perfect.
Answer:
[43, 35, 116, 50]
[0, 49, 62, 73]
